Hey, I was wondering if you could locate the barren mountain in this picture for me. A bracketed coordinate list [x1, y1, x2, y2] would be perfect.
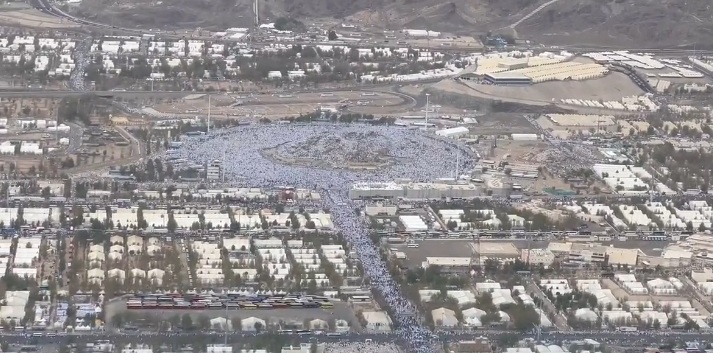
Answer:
[517, 0, 713, 48]
[72, 0, 713, 47]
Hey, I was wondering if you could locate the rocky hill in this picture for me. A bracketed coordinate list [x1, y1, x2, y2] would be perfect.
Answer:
[72, 0, 713, 48]
[517, 0, 713, 48]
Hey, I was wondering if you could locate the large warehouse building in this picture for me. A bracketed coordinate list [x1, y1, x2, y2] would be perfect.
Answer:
[481, 61, 608, 85]
[483, 73, 533, 85]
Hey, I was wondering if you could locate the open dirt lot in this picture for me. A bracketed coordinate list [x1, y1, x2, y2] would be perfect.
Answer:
[0, 9, 80, 28]
[406, 37, 483, 50]
[477, 242, 520, 258]
[152, 91, 409, 118]
[475, 138, 583, 193]
[491, 139, 547, 161]
[463, 72, 643, 103]
[470, 113, 537, 135]
[433, 71, 644, 114]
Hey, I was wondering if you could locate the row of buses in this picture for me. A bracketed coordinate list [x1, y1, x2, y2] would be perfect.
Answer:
[126, 293, 334, 311]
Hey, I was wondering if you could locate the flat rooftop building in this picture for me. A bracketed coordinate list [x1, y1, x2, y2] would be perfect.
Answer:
[476, 242, 520, 260]
[483, 73, 532, 85]
[423, 257, 472, 274]
[206, 160, 222, 181]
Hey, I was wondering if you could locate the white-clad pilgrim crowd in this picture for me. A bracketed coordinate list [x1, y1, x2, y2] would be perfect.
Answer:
[70, 35, 470, 350]
[167, 124, 475, 353]
[325, 342, 401, 353]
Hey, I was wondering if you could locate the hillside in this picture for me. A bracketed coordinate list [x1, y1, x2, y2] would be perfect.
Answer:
[71, 0, 713, 48]
[516, 0, 713, 47]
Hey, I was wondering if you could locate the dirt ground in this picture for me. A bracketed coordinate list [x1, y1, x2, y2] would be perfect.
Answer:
[431, 68, 644, 115]
[0, 9, 80, 28]
[530, 170, 576, 193]
[462, 71, 643, 103]
[514, 201, 570, 222]
[490, 140, 546, 162]
[152, 91, 408, 118]
[0, 157, 43, 173]
[405, 36, 483, 50]
[488, 140, 575, 193]
[470, 113, 538, 136]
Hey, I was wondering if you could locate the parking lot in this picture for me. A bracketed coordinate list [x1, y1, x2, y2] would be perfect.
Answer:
[105, 299, 362, 331]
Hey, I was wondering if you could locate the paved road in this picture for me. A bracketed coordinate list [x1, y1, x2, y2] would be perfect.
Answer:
[0, 90, 190, 98]
[0, 78, 439, 99]
[4, 330, 707, 346]
[63, 125, 146, 175]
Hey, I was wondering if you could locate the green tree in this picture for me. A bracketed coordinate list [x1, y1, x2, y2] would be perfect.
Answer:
[253, 321, 263, 332]
[181, 313, 193, 328]
[510, 303, 540, 331]
[197, 315, 210, 329]
[167, 214, 177, 233]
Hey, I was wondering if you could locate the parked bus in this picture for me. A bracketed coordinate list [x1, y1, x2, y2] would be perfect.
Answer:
[350, 295, 371, 303]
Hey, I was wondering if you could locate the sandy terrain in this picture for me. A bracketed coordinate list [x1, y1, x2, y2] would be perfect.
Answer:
[0, 9, 80, 28]
[152, 91, 409, 118]
[464, 72, 643, 102]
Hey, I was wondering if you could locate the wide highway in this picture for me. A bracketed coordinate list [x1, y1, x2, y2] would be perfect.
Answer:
[0, 83, 426, 101]
[2, 330, 704, 346]
[0, 89, 193, 98]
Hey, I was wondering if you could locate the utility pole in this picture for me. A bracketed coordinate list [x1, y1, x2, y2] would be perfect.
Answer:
[694, 43, 697, 59]
[425, 93, 430, 127]
[207, 94, 211, 133]
[473, 233, 481, 272]
[224, 304, 228, 345]
[253, 0, 259, 28]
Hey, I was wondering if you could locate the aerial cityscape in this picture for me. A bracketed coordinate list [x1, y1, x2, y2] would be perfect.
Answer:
[0, 0, 713, 353]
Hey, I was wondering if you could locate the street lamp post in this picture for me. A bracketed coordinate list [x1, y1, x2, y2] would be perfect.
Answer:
[425, 93, 430, 127]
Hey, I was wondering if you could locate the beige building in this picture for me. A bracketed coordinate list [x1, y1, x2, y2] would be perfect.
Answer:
[423, 257, 472, 275]
[362, 311, 392, 333]
[605, 247, 640, 266]
[520, 249, 555, 268]
[110, 116, 129, 125]
[548, 242, 640, 267]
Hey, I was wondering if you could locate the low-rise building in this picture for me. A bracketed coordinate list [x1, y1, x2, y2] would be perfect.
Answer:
[432, 307, 459, 328]
[362, 310, 392, 333]
[520, 249, 555, 268]
[423, 257, 472, 275]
